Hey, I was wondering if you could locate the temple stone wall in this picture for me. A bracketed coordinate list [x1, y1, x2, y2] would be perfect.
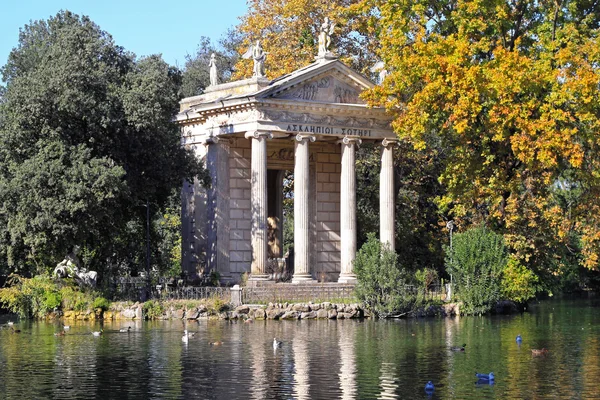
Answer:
[315, 143, 341, 281]
[224, 137, 342, 282]
[228, 138, 253, 280]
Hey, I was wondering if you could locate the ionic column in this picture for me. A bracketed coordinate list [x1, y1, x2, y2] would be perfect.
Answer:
[338, 136, 361, 283]
[292, 134, 316, 282]
[246, 131, 272, 280]
[380, 138, 397, 251]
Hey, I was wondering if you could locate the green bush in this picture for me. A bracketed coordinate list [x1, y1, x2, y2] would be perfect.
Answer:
[354, 233, 415, 318]
[143, 300, 165, 319]
[43, 291, 62, 311]
[93, 297, 111, 311]
[501, 257, 539, 303]
[445, 226, 508, 315]
[0, 274, 63, 318]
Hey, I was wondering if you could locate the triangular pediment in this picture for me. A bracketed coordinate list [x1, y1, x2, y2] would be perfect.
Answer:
[255, 60, 373, 106]
[269, 74, 366, 104]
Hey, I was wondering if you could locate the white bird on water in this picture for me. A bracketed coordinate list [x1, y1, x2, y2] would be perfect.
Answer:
[119, 326, 131, 333]
[182, 330, 190, 343]
[92, 329, 103, 337]
[273, 338, 282, 349]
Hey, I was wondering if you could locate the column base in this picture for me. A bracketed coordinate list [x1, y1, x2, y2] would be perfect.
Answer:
[338, 274, 357, 284]
[292, 274, 316, 284]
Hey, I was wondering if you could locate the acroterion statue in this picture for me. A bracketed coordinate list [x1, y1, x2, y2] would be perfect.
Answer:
[209, 53, 218, 86]
[243, 40, 267, 78]
[318, 17, 336, 57]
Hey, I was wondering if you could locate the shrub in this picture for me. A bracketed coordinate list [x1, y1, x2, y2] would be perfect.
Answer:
[501, 257, 539, 303]
[43, 291, 62, 311]
[93, 297, 111, 311]
[445, 226, 508, 315]
[415, 268, 439, 290]
[143, 300, 164, 319]
[354, 233, 414, 318]
[0, 274, 63, 318]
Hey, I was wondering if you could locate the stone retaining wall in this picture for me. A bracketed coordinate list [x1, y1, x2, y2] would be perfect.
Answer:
[59, 301, 463, 321]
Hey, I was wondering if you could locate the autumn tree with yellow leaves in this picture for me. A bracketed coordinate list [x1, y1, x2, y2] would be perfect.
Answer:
[353, 0, 600, 287]
[233, 0, 378, 78]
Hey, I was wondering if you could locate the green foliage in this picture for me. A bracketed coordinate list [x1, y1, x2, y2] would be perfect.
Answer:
[142, 300, 164, 319]
[501, 257, 539, 303]
[155, 196, 184, 278]
[92, 296, 111, 311]
[355, 142, 445, 273]
[354, 233, 414, 318]
[445, 226, 508, 315]
[205, 298, 229, 313]
[209, 270, 221, 286]
[0, 274, 62, 318]
[415, 268, 439, 290]
[0, 10, 207, 277]
[43, 291, 62, 311]
[59, 285, 88, 311]
[181, 32, 242, 97]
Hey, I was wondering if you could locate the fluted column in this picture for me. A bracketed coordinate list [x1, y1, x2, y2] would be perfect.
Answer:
[380, 138, 397, 251]
[292, 134, 316, 282]
[246, 131, 272, 280]
[339, 136, 361, 283]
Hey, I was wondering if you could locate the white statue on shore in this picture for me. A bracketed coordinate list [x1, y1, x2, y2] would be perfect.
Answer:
[242, 40, 267, 78]
[208, 53, 218, 86]
[318, 17, 336, 57]
[53, 246, 97, 287]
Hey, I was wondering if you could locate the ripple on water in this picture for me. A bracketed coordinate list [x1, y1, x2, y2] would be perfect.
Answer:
[1, 297, 600, 399]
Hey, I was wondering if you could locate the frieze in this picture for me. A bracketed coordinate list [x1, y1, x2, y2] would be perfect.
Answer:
[285, 123, 373, 137]
[261, 109, 390, 132]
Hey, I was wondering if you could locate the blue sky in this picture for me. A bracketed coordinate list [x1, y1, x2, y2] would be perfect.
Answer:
[1, 0, 249, 72]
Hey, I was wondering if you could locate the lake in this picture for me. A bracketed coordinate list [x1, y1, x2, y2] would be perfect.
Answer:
[1, 295, 599, 399]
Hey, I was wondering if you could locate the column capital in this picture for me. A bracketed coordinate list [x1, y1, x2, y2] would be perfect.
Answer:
[295, 133, 316, 143]
[338, 136, 362, 147]
[381, 138, 399, 148]
[245, 131, 273, 140]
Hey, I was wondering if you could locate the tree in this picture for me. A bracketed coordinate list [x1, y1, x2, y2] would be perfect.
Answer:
[0, 11, 206, 277]
[354, 0, 600, 281]
[180, 30, 243, 97]
[233, 0, 379, 79]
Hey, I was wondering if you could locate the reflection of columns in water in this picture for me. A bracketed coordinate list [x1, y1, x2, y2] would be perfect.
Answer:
[378, 362, 399, 399]
[338, 323, 357, 400]
[250, 336, 268, 400]
[293, 134, 316, 282]
[292, 336, 311, 400]
[246, 131, 272, 280]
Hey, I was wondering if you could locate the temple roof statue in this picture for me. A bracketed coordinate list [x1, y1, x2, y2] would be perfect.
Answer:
[242, 40, 267, 78]
[317, 17, 336, 58]
[208, 53, 218, 86]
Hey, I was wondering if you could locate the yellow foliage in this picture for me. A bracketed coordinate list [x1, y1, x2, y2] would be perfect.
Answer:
[351, 0, 600, 270]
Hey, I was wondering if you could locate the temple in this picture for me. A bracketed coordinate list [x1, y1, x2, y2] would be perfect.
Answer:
[176, 56, 396, 285]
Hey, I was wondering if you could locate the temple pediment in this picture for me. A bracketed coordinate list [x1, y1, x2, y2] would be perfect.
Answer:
[266, 74, 365, 105]
[254, 60, 372, 106]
